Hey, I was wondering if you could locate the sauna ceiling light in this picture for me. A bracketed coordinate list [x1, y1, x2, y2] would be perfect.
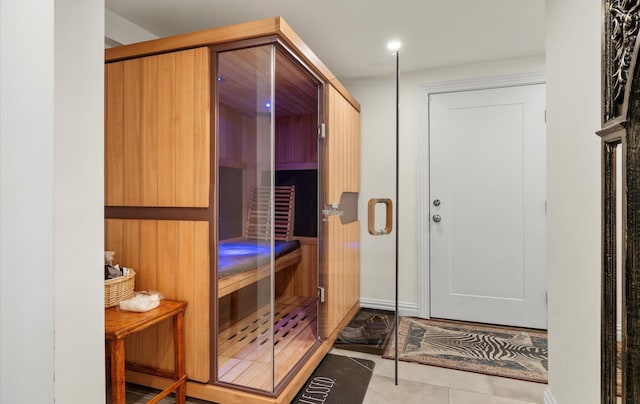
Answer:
[264, 101, 272, 109]
[387, 40, 402, 52]
[217, 76, 225, 82]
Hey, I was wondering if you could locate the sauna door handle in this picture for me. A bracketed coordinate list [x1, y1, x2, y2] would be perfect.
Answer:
[368, 198, 393, 235]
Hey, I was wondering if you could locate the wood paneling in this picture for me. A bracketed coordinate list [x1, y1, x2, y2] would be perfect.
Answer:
[275, 114, 317, 168]
[105, 219, 210, 382]
[104, 17, 359, 112]
[217, 46, 272, 117]
[321, 86, 361, 336]
[325, 85, 360, 203]
[218, 248, 301, 298]
[275, 238, 317, 298]
[124, 302, 359, 404]
[141, 56, 159, 205]
[322, 221, 360, 336]
[218, 106, 246, 167]
[220, 110, 317, 170]
[194, 49, 211, 207]
[106, 18, 280, 63]
[275, 48, 318, 117]
[105, 48, 210, 207]
[218, 297, 317, 391]
[157, 52, 177, 206]
[105, 20, 361, 402]
[176, 51, 196, 206]
[218, 46, 318, 119]
[123, 59, 142, 205]
[105, 62, 124, 205]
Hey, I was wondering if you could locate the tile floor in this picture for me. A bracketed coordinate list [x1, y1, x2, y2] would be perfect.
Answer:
[110, 348, 548, 404]
[329, 348, 547, 404]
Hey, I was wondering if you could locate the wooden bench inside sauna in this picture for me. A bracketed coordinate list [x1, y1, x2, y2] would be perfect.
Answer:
[217, 186, 301, 298]
[104, 17, 361, 404]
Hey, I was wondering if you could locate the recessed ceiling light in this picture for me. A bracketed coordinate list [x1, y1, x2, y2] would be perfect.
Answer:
[387, 40, 402, 51]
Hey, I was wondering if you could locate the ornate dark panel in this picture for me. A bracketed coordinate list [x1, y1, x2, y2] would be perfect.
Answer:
[623, 65, 640, 401]
[604, 0, 640, 122]
[600, 141, 619, 404]
[601, 1, 640, 403]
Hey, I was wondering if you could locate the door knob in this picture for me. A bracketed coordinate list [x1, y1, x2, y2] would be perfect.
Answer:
[433, 199, 441, 207]
[432, 214, 441, 223]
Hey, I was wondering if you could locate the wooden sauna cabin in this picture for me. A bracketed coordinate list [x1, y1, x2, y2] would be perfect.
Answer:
[103, 17, 361, 403]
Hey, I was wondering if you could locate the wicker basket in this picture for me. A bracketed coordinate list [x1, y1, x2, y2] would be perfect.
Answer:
[104, 269, 136, 308]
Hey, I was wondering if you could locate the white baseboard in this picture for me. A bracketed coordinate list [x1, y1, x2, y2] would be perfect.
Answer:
[544, 388, 557, 404]
[360, 297, 419, 317]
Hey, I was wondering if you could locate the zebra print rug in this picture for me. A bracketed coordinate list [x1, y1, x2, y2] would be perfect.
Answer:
[383, 317, 548, 383]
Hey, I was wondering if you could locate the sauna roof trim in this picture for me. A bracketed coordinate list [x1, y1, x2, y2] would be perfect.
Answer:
[105, 16, 360, 112]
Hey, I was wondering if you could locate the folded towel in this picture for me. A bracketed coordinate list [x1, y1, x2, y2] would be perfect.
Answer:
[118, 291, 162, 312]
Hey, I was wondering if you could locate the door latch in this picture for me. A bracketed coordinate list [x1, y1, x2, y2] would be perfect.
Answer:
[318, 123, 326, 139]
[322, 203, 343, 221]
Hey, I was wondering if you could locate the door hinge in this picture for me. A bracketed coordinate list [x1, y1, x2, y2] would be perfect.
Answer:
[318, 123, 326, 139]
[322, 203, 343, 221]
[317, 286, 325, 303]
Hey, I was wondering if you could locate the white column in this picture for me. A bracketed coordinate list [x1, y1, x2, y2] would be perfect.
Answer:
[546, 0, 601, 402]
[0, 0, 105, 402]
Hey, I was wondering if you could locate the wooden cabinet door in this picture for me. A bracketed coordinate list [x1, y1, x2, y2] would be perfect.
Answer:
[319, 85, 361, 337]
[105, 219, 210, 382]
[105, 47, 210, 207]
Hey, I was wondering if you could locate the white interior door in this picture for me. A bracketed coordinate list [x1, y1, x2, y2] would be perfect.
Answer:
[429, 84, 547, 329]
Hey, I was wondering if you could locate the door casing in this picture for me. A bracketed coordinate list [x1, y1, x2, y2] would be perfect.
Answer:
[418, 72, 546, 319]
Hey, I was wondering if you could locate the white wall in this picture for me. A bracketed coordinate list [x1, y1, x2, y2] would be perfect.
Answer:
[343, 55, 545, 315]
[105, 9, 158, 47]
[1, 0, 55, 400]
[0, 0, 105, 402]
[545, 0, 601, 403]
[55, 0, 105, 402]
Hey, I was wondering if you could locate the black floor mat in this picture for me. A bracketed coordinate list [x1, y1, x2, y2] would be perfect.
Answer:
[333, 308, 395, 355]
[291, 354, 375, 404]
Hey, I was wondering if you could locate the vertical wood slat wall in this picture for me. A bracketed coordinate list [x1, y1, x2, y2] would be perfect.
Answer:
[322, 85, 361, 334]
[275, 239, 318, 298]
[275, 114, 318, 168]
[325, 86, 360, 202]
[104, 46, 211, 382]
[105, 219, 210, 382]
[105, 47, 210, 207]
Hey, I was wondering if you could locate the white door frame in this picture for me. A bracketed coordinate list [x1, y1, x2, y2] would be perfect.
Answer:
[417, 72, 546, 319]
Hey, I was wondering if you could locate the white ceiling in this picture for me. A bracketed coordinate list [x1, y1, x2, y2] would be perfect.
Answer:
[105, 0, 545, 80]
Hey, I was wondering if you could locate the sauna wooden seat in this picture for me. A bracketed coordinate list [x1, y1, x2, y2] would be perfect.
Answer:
[218, 185, 299, 298]
[218, 247, 302, 298]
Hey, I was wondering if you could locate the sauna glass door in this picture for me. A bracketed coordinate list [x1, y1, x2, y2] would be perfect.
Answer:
[216, 44, 277, 393]
[215, 42, 322, 395]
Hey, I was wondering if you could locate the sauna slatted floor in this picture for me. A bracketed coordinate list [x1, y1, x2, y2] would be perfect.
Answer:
[217, 296, 318, 390]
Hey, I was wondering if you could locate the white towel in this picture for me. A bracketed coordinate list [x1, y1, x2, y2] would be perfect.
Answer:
[118, 292, 161, 312]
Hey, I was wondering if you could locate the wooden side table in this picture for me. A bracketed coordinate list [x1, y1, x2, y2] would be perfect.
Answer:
[105, 299, 187, 404]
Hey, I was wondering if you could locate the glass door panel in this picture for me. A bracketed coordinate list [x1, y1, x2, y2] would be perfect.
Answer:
[216, 44, 276, 393]
[215, 40, 365, 394]
[272, 46, 322, 384]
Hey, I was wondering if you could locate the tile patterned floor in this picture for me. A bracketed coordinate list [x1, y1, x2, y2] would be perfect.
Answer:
[110, 348, 548, 404]
[330, 348, 548, 404]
